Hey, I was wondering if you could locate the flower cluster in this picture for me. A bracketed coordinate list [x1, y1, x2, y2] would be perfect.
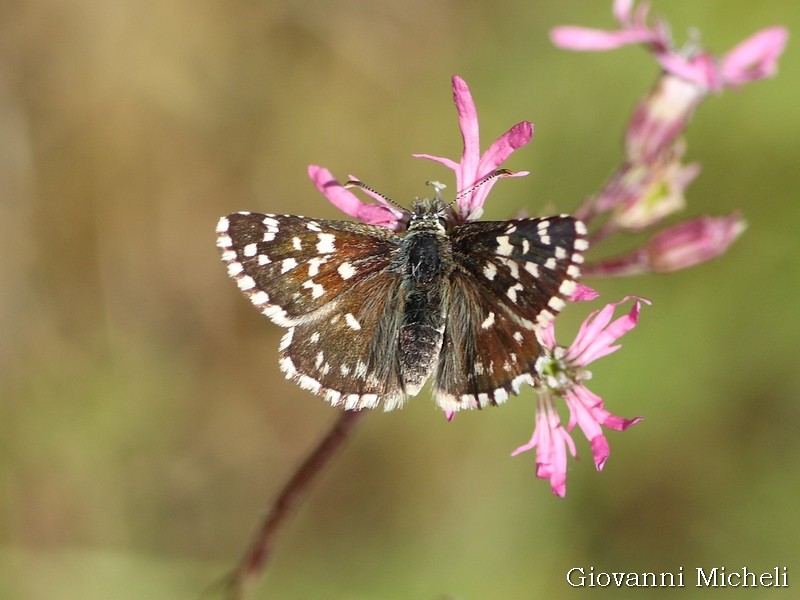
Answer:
[512, 296, 645, 496]
[308, 1, 787, 496]
[553, 0, 786, 277]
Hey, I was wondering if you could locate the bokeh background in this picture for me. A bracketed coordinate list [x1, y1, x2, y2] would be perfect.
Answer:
[2, 1, 798, 598]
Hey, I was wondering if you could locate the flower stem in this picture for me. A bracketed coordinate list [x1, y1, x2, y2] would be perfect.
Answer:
[223, 409, 366, 600]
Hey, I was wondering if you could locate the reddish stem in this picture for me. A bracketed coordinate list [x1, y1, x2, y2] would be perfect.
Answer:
[223, 409, 366, 599]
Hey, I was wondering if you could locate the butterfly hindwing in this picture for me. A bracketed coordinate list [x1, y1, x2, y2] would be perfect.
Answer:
[434, 269, 542, 411]
[280, 270, 409, 410]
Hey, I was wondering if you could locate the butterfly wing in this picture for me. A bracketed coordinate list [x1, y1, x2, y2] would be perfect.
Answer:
[217, 212, 408, 410]
[434, 216, 587, 411]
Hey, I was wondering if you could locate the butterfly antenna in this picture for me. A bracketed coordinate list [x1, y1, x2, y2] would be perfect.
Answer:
[345, 179, 406, 213]
[449, 168, 513, 208]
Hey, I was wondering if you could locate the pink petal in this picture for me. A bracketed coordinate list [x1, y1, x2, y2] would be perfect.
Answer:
[646, 213, 746, 272]
[411, 152, 460, 172]
[452, 75, 481, 193]
[570, 284, 600, 302]
[721, 27, 789, 87]
[589, 435, 611, 471]
[478, 122, 533, 174]
[307, 165, 402, 228]
[613, 0, 635, 24]
[565, 386, 642, 470]
[512, 400, 575, 497]
[656, 52, 720, 90]
[550, 26, 656, 51]
[538, 322, 557, 350]
[567, 297, 649, 366]
[461, 121, 532, 217]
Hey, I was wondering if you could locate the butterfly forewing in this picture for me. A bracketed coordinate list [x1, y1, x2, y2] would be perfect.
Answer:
[218, 212, 411, 410]
[217, 212, 399, 325]
[449, 217, 586, 331]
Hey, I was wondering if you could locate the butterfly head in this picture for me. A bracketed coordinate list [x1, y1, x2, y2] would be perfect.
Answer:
[407, 197, 449, 234]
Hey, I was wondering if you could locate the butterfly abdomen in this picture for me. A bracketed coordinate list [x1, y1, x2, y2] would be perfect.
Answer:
[398, 230, 453, 395]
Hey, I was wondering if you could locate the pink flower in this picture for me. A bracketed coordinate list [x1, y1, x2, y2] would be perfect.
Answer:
[658, 27, 789, 92]
[309, 76, 533, 229]
[512, 297, 646, 497]
[552, 1, 788, 93]
[644, 213, 747, 273]
[413, 76, 532, 221]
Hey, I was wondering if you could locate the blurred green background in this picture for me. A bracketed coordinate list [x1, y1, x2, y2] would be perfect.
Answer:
[2, 1, 798, 598]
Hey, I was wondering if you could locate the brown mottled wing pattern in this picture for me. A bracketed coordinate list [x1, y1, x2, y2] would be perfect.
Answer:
[433, 216, 587, 411]
[217, 212, 408, 410]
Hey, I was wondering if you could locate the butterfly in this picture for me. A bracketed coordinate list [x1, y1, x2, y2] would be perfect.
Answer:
[216, 197, 587, 412]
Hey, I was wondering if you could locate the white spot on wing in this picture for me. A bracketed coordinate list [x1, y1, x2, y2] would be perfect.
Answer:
[506, 282, 524, 303]
[481, 312, 495, 329]
[497, 235, 513, 256]
[316, 233, 336, 254]
[292, 237, 302, 251]
[511, 373, 534, 393]
[237, 275, 255, 290]
[483, 262, 497, 280]
[243, 243, 258, 257]
[345, 313, 362, 330]
[559, 279, 577, 297]
[548, 296, 566, 312]
[251, 290, 269, 305]
[337, 262, 356, 280]
[279, 328, 294, 351]
[500, 257, 520, 279]
[279, 356, 296, 377]
[354, 361, 368, 379]
[307, 257, 325, 277]
[281, 258, 298, 273]
[298, 375, 321, 394]
[302, 279, 324, 298]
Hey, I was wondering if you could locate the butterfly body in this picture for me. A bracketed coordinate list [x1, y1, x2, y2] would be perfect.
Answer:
[217, 198, 586, 412]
